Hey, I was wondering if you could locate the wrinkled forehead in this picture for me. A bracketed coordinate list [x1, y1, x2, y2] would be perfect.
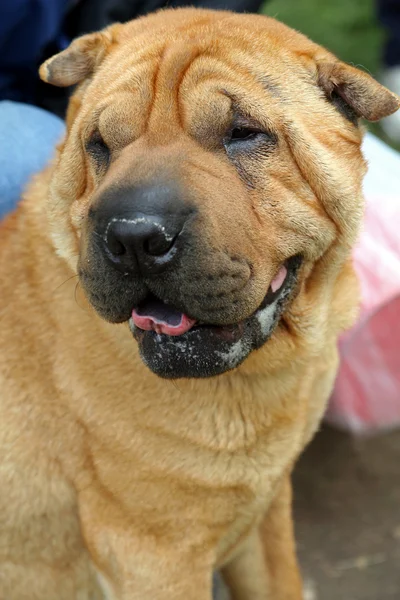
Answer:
[78, 23, 317, 137]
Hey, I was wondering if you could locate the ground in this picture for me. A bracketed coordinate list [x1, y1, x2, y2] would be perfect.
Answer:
[294, 425, 400, 599]
[215, 425, 400, 599]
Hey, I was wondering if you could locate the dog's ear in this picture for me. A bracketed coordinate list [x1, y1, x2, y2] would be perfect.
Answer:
[39, 25, 120, 87]
[317, 61, 400, 122]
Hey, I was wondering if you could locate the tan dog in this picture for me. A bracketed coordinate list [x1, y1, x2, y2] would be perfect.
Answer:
[0, 8, 398, 600]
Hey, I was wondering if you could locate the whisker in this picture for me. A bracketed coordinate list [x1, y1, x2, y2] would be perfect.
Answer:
[170, 379, 182, 392]
[74, 281, 89, 313]
[54, 273, 79, 292]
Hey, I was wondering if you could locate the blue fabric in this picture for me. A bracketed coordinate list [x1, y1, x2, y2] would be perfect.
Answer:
[0, 0, 67, 103]
[0, 101, 65, 219]
[378, 0, 400, 67]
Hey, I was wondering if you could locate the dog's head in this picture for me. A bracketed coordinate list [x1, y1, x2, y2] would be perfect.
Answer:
[40, 9, 399, 378]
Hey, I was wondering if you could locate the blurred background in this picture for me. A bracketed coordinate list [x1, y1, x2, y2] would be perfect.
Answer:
[1, 1, 400, 598]
[263, 0, 400, 149]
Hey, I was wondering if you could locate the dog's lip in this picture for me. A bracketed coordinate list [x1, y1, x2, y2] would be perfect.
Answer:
[130, 256, 302, 336]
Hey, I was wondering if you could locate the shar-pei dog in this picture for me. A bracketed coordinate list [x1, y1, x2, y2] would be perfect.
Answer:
[0, 7, 398, 600]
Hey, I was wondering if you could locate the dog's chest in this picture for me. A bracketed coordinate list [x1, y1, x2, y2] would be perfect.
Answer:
[56, 363, 306, 579]
[73, 406, 301, 560]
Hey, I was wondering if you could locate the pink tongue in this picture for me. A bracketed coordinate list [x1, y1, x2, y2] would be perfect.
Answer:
[131, 309, 196, 336]
[271, 265, 287, 293]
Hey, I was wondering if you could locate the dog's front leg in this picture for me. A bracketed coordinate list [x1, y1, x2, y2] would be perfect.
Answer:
[90, 548, 214, 600]
[221, 475, 303, 600]
[79, 505, 214, 600]
[94, 561, 213, 600]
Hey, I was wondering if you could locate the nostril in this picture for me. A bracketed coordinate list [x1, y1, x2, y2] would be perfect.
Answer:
[107, 231, 126, 256]
[143, 232, 175, 257]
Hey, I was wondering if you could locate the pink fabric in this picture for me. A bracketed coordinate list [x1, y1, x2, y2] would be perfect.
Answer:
[326, 196, 400, 433]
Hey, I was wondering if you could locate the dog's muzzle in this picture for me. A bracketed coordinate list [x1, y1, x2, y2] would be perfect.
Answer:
[81, 181, 302, 378]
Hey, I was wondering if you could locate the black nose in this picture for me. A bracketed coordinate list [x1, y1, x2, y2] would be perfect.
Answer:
[106, 214, 179, 267]
[94, 184, 195, 275]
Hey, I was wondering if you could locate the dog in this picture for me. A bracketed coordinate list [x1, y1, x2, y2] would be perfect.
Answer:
[0, 8, 398, 600]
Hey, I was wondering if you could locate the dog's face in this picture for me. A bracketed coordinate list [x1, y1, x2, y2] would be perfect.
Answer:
[41, 9, 398, 378]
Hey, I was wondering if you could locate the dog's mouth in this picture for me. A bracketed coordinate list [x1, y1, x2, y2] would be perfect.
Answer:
[131, 262, 290, 337]
[128, 256, 302, 378]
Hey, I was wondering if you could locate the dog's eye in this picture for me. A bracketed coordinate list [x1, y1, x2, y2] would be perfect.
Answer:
[224, 126, 276, 152]
[86, 130, 110, 168]
[229, 127, 263, 142]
